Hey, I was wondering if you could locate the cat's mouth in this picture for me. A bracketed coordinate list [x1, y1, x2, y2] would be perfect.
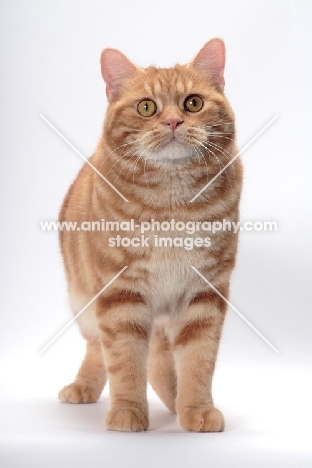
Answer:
[164, 135, 182, 146]
[147, 137, 193, 162]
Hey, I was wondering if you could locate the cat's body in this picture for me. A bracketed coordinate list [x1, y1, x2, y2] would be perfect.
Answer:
[58, 39, 242, 432]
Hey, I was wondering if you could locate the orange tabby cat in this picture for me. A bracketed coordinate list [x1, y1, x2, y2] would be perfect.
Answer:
[58, 38, 242, 432]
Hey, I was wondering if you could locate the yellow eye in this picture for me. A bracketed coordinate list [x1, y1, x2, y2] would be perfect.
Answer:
[184, 95, 204, 113]
[137, 99, 157, 117]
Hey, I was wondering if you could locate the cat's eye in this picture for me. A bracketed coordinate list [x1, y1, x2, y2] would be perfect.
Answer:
[184, 95, 204, 113]
[137, 99, 157, 117]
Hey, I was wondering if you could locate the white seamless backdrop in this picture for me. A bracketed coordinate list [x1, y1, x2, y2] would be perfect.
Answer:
[0, 1, 311, 467]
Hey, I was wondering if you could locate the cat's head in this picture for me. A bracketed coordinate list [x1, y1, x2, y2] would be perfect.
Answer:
[100, 39, 234, 164]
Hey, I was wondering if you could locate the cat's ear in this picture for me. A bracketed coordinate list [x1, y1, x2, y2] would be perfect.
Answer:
[100, 49, 137, 101]
[190, 38, 226, 91]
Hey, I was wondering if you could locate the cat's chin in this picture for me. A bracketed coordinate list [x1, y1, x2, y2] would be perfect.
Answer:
[145, 140, 194, 163]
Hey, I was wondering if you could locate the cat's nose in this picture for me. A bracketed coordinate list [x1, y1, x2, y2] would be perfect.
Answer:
[165, 118, 184, 132]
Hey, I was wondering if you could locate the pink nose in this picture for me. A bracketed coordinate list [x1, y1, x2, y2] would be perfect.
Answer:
[165, 118, 183, 132]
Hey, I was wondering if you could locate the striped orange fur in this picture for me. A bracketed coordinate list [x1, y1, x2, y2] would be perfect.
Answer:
[58, 38, 242, 432]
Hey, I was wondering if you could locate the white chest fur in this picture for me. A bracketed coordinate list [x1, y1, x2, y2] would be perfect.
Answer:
[147, 244, 202, 316]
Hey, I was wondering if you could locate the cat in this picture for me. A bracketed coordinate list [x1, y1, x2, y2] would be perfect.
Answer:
[58, 38, 243, 432]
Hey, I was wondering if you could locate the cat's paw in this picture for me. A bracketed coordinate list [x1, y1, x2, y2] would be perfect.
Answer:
[178, 407, 224, 432]
[58, 383, 99, 404]
[106, 407, 149, 432]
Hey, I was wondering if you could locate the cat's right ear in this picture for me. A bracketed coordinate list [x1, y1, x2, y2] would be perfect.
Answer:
[100, 49, 137, 101]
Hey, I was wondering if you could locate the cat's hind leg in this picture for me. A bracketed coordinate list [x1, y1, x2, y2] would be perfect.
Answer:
[59, 291, 107, 403]
[59, 338, 107, 403]
[147, 320, 177, 412]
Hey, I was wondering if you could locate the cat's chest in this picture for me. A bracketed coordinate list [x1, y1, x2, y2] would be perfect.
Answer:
[126, 220, 219, 314]
[145, 244, 205, 315]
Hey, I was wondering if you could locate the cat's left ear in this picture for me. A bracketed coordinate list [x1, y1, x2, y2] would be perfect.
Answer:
[189, 38, 226, 91]
[100, 49, 137, 101]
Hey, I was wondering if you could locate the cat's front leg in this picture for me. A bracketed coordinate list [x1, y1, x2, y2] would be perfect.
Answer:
[172, 289, 227, 432]
[97, 290, 151, 432]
